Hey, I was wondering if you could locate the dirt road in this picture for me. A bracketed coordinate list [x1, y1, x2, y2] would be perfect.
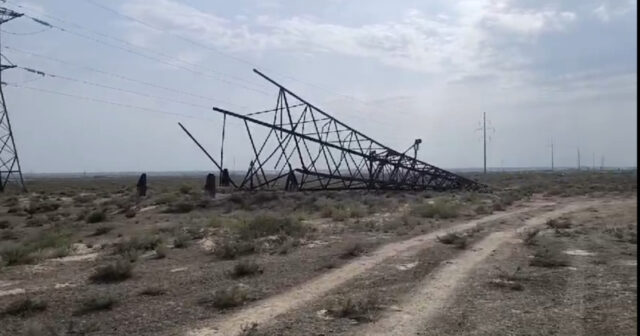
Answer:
[185, 201, 555, 336]
[356, 200, 604, 336]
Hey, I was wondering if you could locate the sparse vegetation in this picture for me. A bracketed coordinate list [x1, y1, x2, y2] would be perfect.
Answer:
[89, 259, 134, 283]
[340, 242, 365, 259]
[1, 229, 72, 266]
[327, 293, 380, 322]
[236, 215, 305, 240]
[164, 201, 194, 214]
[86, 211, 106, 223]
[0, 244, 36, 266]
[411, 198, 460, 219]
[521, 227, 541, 245]
[199, 285, 251, 310]
[114, 235, 163, 256]
[546, 217, 572, 230]
[74, 296, 117, 315]
[229, 260, 262, 278]
[529, 247, 570, 268]
[91, 225, 113, 236]
[437, 232, 468, 249]
[214, 240, 256, 260]
[173, 232, 191, 248]
[179, 184, 193, 194]
[0, 219, 11, 229]
[2, 297, 47, 317]
[154, 245, 168, 259]
[139, 287, 167, 296]
[26, 201, 60, 215]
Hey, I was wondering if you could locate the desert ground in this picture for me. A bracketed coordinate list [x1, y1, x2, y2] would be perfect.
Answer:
[0, 170, 636, 336]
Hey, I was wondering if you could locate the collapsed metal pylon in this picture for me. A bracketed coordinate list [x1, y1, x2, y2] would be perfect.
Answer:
[181, 69, 487, 192]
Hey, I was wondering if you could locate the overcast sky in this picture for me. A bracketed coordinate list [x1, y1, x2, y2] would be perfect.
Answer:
[2, 0, 637, 173]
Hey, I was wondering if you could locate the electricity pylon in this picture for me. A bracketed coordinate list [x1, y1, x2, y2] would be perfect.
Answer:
[475, 112, 495, 174]
[0, 7, 26, 192]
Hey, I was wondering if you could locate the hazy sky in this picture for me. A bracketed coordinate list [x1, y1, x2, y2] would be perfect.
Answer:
[2, 0, 637, 173]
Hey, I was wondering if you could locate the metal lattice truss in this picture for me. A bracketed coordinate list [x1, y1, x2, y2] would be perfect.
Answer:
[0, 7, 26, 192]
[182, 69, 486, 192]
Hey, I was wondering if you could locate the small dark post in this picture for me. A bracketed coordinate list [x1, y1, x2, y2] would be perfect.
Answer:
[284, 171, 298, 191]
[220, 168, 231, 186]
[249, 161, 255, 190]
[136, 173, 147, 197]
[204, 173, 216, 197]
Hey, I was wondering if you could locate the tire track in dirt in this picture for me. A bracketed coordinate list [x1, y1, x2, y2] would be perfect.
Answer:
[356, 199, 604, 336]
[184, 201, 555, 336]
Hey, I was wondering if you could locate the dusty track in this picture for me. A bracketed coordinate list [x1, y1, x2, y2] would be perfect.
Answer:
[185, 201, 555, 336]
[356, 199, 605, 336]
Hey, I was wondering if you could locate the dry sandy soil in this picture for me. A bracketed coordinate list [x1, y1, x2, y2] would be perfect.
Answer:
[0, 171, 636, 336]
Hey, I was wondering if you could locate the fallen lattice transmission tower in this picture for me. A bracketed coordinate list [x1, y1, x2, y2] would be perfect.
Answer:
[180, 69, 487, 192]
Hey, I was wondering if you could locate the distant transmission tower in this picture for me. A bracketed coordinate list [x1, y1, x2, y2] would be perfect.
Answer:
[577, 147, 581, 170]
[475, 112, 495, 174]
[0, 8, 26, 192]
[548, 140, 554, 171]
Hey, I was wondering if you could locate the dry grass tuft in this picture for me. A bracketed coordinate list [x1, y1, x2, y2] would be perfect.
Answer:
[199, 285, 251, 310]
[327, 293, 381, 322]
[2, 297, 47, 317]
[214, 240, 256, 260]
[340, 243, 366, 259]
[86, 211, 106, 224]
[229, 260, 262, 278]
[436, 232, 468, 249]
[74, 296, 117, 315]
[411, 198, 460, 219]
[529, 247, 570, 268]
[139, 287, 167, 296]
[89, 259, 133, 283]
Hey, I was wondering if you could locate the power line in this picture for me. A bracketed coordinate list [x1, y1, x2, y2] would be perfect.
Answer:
[3, 45, 245, 108]
[1, 27, 50, 35]
[80, 0, 390, 108]
[4, 0, 269, 91]
[6, 82, 217, 122]
[6, 2, 414, 145]
[17, 65, 221, 110]
[3, 2, 271, 96]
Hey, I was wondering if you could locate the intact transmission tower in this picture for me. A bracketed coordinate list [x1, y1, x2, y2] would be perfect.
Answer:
[548, 140, 554, 171]
[0, 8, 26, 192]
[475, 112, 495, 174]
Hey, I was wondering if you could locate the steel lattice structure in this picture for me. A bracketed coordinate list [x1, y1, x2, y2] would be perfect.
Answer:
[181, 69, 486, 192]
[0, 8, 26, 192]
